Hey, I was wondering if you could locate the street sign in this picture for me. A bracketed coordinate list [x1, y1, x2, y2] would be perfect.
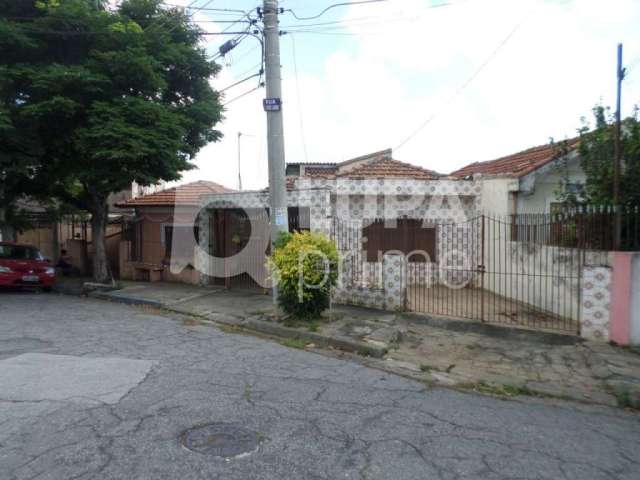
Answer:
[263, 98, 281, 112]
[274, 207, 286, 226]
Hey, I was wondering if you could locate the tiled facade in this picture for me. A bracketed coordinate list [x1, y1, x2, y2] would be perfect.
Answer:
[580, 266, 612, 341]
[332, 253, 406, 311]
[196, 177, 483, 305]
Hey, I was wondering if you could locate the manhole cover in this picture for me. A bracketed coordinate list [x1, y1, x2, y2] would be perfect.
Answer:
[181, 423, 262, 458]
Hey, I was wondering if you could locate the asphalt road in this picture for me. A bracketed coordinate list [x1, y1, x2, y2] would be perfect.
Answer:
[1, 292, 639, 480]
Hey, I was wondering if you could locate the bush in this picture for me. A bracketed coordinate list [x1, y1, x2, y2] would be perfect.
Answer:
[269, 231, 338, 320]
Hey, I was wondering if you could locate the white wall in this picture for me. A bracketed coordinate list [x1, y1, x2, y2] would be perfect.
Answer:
[517, 154, 586, 213]
[477, 177, 518, 215]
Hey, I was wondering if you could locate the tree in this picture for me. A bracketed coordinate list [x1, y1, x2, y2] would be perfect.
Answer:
[576, 105, 640, 206]
[0, 0, 222, 281]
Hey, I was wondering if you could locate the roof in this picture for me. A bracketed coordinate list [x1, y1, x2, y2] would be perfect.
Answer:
[288, 148, 442, 180]
[117, 180, 234, 207]
[337, 156, 441, 180]
[304, 165, 338, 178]
[338, 148, 393, 169]
[450, 138, 580, 179]
[287, 162, 338, 167]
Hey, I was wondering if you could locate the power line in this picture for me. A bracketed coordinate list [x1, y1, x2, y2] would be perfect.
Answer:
[163, 3, 248, 14]
[227, 43, 260, 64]
[222, 85, 262, 106]
[188, 19, 253, 24]
[146, 0, 209, 34]
[15, 28, 255, 36]
[281, 1, 457, 30]
[232, 61, 264, 79]
[280, 15, 375, 29]
[395, 12, 529, 151]
[627, 55, 640, 75]
[285, 30, 361, 36]
[289, 34, 309, 163]
[218, 70, 264, 93]
[285, 0, 387, 21]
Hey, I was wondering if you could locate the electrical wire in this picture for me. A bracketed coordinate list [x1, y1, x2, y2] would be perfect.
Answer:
[627, 55, 640, 75]
[218, 71, 264, 93]
[395, 12, 530, 151]
[222, 85, 262, 106]
[281, 1, 456, 30]
[188, 19, 253, 24]
[146, 0, 208, 34]
[163, 3, 248, 14]
[284, 30, 361, 36]
[289, 34, 309, 163]
[284, 0, 387, 21]
[279, 16, 375, 29]
[233, 61, 264, 80]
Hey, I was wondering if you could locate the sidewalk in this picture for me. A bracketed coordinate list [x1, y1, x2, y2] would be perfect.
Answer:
[88, 281, 640, 409]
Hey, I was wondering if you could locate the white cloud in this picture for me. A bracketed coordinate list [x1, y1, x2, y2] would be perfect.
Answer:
[184, 0, 640, 189]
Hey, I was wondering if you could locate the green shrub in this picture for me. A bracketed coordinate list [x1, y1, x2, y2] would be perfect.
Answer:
[274, 231, 293, 250]
[269, 231, 338, 320]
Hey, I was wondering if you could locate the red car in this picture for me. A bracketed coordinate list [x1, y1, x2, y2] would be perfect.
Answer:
[0, 242, 56, 291]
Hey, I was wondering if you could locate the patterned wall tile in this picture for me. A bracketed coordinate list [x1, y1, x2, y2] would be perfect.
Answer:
[580, 266, 612, 342]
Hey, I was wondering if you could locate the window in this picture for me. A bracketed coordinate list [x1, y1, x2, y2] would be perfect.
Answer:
[565, 183, 584, 196]
[288, 207, 310, 232]
[0, 245, 43, 260]
[362, 219, 436, 263]
[164, 225, 199, 260]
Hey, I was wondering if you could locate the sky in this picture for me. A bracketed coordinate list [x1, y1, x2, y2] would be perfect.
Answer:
[166, 0, 640, 191]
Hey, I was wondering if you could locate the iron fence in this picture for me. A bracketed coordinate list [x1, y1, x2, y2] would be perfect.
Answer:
[331, 212, 615, 333]
[513, 205, 640, 251]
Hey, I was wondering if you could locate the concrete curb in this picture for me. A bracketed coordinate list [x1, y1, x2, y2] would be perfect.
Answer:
[88, 290, 387, 358]
[88, 291, 164, 308]
[243, 318, 387, 358]
[401, 312, 581, 346]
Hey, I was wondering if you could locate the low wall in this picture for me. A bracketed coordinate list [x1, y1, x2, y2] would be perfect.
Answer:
[607, 252, 640, 346]
[484, 242, 612, 322]
[580, 251, 640, 345]
[580, 265, 613, 341]
[333, 253, 405, 311]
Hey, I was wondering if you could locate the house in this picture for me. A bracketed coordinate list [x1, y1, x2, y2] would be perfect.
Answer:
[116, 180, 234, 284]
[194, 149, 482, 292]
[450, 138, 583, 214]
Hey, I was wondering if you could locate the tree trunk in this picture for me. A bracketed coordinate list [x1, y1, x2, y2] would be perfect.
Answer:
[90, 202, 111, 284]
[0, 222, 16, 242]
[0, 202, 16, 242]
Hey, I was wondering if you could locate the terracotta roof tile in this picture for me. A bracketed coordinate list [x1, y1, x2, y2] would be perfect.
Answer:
[451, 138, 580, 179]
[117, 180, 234, 207]
[304, 166, 338, 178]
[262, 177, 297, 192]
[338, 157, 441, 179]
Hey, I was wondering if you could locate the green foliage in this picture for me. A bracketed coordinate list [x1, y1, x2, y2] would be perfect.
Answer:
[551, 139, 582, 207]
[274, 231, 293, 250]
[0, 0, 223, 279]
[270, 231, 339, 320]
[576, 105, 640, 206]
[281, 338, 307, 350]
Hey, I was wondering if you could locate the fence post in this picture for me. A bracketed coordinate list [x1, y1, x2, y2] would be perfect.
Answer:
[480, 214, 486, 322]
[383, 253, 406, 311]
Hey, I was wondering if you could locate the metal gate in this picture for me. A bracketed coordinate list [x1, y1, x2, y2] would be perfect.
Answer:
[407, 214, 587, 333]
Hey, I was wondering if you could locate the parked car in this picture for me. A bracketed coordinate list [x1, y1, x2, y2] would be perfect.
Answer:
[0, 242, 56, 291]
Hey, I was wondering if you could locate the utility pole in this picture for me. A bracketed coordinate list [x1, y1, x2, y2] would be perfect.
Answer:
[262, 0, 289, 302]
[613, 43, 625, 249]
[237, 132, 243, 191]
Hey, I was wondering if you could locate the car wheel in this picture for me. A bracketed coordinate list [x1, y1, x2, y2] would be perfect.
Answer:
[42, 286, 52, 293]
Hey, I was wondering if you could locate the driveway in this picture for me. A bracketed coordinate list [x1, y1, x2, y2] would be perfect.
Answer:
[1, 292, 639, 480]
